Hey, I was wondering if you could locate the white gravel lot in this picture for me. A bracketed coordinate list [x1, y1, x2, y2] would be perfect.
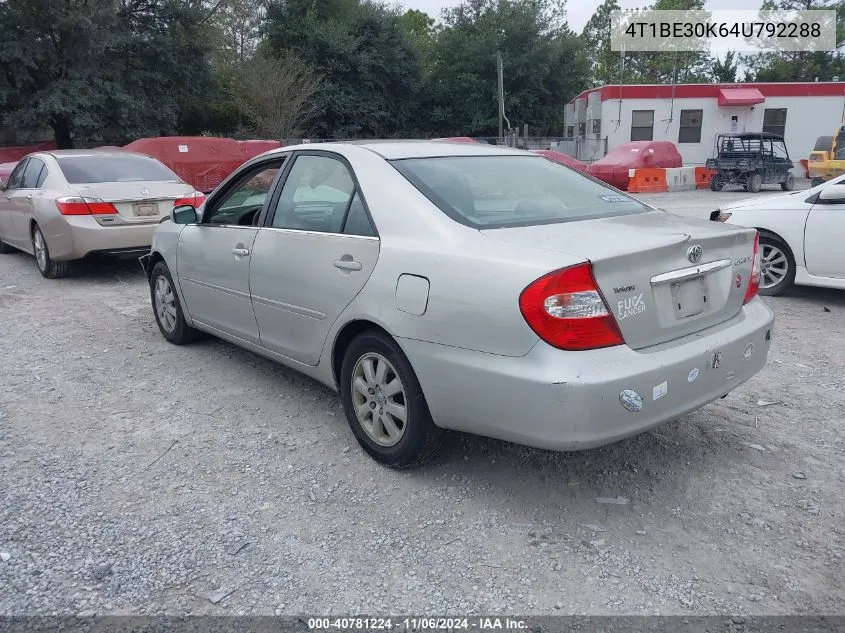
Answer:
[0, 184, 843, 616]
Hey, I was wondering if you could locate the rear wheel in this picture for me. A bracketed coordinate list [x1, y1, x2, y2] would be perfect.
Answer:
[747, 173, 762, 193]
[150, 261, 200, 344]
[710, 175, 725, 191]
[759, 235, 795, 296]
[340, 330, 441, 468]
[781, 173, 795, 191]
[32, 225, 68, 279]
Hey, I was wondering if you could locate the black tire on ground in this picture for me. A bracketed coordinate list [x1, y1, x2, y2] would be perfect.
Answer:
[710, 175, 725, 191]
[340, 329, 441, 468]
[0, 239, 14, 254]
[781, 173, 795, 191]
[149, 261, 201, 345]
[758, 234, 796, 297]
[747, 173, 762, 193]
[31, 225, 69, 279]
[811, 177, 824, 188]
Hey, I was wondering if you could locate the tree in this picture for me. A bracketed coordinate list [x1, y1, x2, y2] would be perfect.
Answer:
[422, 0, 590, 136]
[265, 0, 423, 138]
[581, 0, 620, 86]
[0, 0, 216, 147]
[712, 51, 739, 83]
[230, 52, 322, 138]
[742, 0, 845, 82]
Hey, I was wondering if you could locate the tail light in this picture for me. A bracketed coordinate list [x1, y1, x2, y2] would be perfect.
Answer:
[744, 231, 761, 304]
[174, 191, 205, 208]
[56, 197, 118, 216]
[519, 262, 625, 351]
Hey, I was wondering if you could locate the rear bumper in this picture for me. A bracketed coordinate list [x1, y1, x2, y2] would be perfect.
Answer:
[400, 299, 774, 451]
[45, 216, 157, 261]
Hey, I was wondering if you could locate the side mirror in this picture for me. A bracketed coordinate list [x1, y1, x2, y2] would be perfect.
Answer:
[817, 185, 845, 204]
[171, 204, 197, 224]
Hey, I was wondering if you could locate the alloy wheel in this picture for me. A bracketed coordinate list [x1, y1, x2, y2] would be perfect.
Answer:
[33, 229, 48, 272]
[154, 275, 178, 333]
[761, 243, 789, 290]
[351, 352, 408, 447]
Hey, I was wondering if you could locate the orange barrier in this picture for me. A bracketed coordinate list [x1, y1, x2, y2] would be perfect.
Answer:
[627, 168, 668, 193]
[694, 167, 717, 189]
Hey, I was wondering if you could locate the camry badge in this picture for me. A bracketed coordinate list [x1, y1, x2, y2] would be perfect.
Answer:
[687, 244, 703, 264]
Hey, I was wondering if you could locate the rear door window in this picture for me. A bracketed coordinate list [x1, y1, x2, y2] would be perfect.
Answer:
[21, 158, 46, 189]
[6, 159, 28, 190]
[56, 155, 180, 184]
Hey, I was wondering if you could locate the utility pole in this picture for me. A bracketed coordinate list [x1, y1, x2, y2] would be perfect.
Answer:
[497, 51, 505, 142]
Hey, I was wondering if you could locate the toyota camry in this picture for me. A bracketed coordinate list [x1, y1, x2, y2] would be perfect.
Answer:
[140, 142, 774, 467]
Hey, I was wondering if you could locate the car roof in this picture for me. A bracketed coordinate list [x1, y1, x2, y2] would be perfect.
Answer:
[271, 140, 533, 160]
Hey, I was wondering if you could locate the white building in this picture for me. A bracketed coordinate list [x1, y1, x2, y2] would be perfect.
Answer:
[564, 82, 845, 173]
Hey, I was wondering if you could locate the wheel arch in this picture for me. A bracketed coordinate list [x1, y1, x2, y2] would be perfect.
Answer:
[331, 319, 397, 390]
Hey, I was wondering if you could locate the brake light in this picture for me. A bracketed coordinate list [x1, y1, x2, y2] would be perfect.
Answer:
[55, 197, 118, 215]
[174, 191, 205, 208]
[519, 262, 625, 351]
[744, 231, 761, 304]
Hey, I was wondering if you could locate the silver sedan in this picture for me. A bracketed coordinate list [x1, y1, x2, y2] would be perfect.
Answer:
[141, 142, 774, 467]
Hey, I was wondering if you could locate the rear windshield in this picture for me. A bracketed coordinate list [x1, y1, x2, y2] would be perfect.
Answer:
[57, 155, 180, 184]
[392, 155, 648, 228]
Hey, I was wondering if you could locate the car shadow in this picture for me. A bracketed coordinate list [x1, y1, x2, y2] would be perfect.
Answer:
[68, 255, 147, 282]
[768, 285, 845, 309]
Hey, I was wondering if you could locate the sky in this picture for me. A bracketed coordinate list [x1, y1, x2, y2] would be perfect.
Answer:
[402, 0, 766, 34]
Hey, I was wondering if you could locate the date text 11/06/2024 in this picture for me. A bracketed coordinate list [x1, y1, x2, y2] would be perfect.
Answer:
[308, 617, 528, 630]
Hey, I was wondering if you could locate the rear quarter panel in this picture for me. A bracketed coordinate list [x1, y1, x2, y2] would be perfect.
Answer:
[726, 207, 810, 265]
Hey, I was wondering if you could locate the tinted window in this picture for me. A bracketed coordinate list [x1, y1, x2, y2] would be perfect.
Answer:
[21, 158, 46, 189]
[205, 162, 283, 225]
[631, 110, 654, 141]
[393, 155, 648, 229]
[6, 159, 28, 190]
[271, 155, 355, 233]
[343, 192, 376, 237]
[763, 108, 787, 137]
[678, 109, 703, 144]
[57, 155, 179, 184]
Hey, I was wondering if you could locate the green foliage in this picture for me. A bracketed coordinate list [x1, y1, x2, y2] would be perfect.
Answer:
[581, 0, 621, 87]
[712, 51, 739, 83]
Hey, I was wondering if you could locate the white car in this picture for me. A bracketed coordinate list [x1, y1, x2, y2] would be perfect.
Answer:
[711, 176, 845, 295]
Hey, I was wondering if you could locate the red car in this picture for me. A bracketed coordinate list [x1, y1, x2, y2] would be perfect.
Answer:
[532, 149, 587, 172]
[587, 141, 682, 190]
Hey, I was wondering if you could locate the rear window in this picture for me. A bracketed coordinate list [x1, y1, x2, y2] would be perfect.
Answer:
[56, 155, 180, 184]
[392, 155, 648, 229]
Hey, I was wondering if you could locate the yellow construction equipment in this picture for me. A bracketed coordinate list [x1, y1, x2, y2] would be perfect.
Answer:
[808, 127, 845, 186]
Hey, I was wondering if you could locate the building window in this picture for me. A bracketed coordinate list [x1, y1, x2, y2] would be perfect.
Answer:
[763, 108, 787, 137]
[631, 110, 654, 141]
[566, 126, 574, 138]
[591, 119, 601, 135]
[678, 109, 703, 143]
[577, 122, 586, 136]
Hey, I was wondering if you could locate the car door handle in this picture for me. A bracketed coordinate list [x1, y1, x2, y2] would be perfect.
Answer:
[333, 259, 362, 271]
[232, 247, 250, 257]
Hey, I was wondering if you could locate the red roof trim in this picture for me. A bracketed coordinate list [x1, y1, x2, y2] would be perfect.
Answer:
[568, 82, 845, 105]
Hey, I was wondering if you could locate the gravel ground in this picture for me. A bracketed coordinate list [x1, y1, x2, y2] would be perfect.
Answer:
[1, 186, 843, 616]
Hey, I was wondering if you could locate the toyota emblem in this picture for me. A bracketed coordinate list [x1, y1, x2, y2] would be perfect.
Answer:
[687, 244, 703, 263]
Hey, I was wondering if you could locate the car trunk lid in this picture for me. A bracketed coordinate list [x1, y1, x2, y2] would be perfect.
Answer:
[69, 181, 194, 225]
[481, 210, 758, 350]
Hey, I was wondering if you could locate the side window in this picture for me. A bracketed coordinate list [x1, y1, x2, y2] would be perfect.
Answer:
[343, 192, 376, 237]
[21, 158, 46, 189]
[203, 161, 283, 225]
[271, 155, 355, 233]
[6, 159, 28, 190]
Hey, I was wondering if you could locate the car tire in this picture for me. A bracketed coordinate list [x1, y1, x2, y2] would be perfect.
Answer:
[710, 175, 725, 191]
[811, 177, 824, 187]
[31, 225, 68, 279]
[747, 173, 762, 193]
[340, 329, 441, 468]
[781, 173, 795, 191]
[0, 239, 14, 254]
[149, 261, 201, 345]
[758, 234, 796, 296]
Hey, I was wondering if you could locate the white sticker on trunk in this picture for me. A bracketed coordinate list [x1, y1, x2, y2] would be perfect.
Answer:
[687, 368, 699, 383]
[617, 293, 646, 320]
[178, 145, 189, 153]
[652, 381, 668, 401]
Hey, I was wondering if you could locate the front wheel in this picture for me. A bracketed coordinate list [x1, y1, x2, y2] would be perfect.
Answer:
[340, 330, 441, 468]
[710, 175, 725, 191]
[149, 261, 200, 344]
[32, 225, 68, 278]
[781, 173, 795, 191]
[758, 235, 796, 296]
[747, 173, 762, 193]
